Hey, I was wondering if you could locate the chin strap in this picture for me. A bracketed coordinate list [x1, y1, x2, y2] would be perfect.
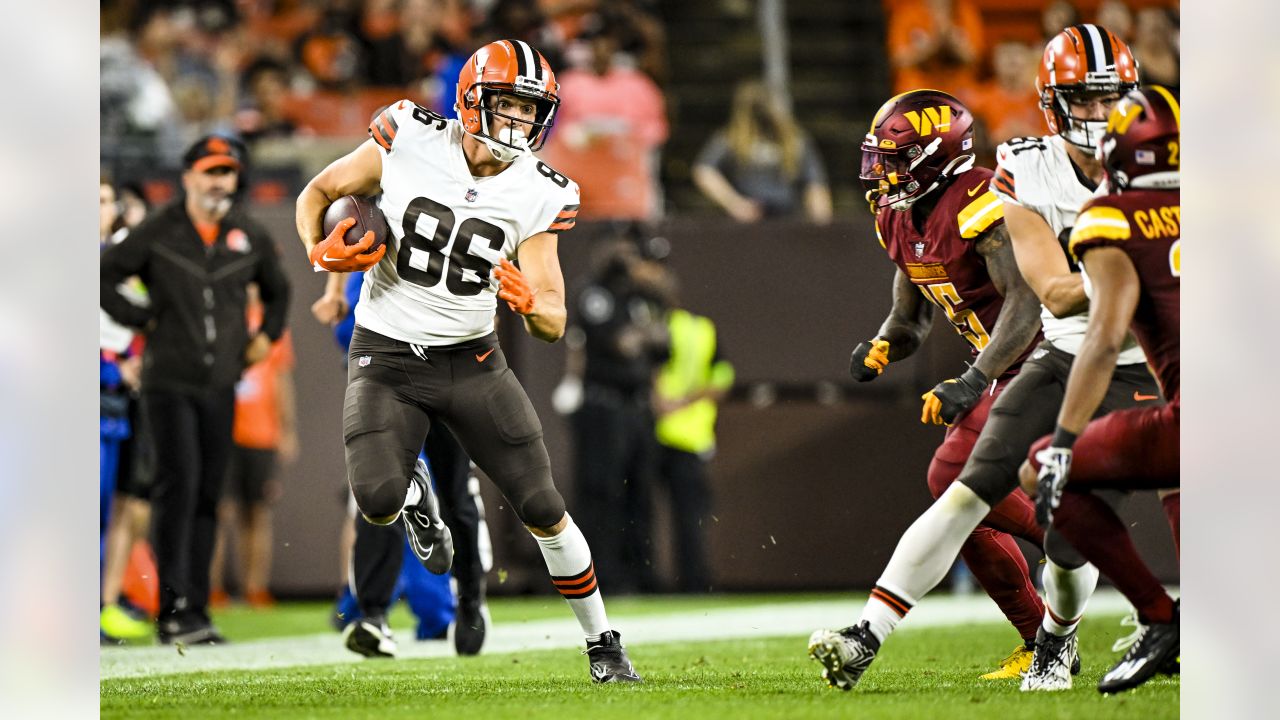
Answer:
[890, 153, 976, 211]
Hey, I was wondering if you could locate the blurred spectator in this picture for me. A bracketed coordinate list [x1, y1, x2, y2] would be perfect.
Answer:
[478, 0, 566, 81]
[100, 135, 290, 645]
[362, 0, 402, 42]
[114, 183, 152, 235]
[652, 288, 734, 593]
[295, 2, 366, 90]
[1132, 7, 1179, 88]
[969, 41, 1042, 162]
[101, 6, 182, 169]
[555, 240, 672, 594]
[886, 0, 984, 97]
[692, 80, 832, 224]
[99, 180, 155, 643]
[1096, 0, 1134, 41]
[366, 0, 466, 97]
[210, 290, 298, 609]
[1041, 1, 1080, 43]
[539, 19, 668, 224]
[235, 59, 310, 144]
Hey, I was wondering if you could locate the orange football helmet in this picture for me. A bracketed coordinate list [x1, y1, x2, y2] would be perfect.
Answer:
[456, 39, 560, 161]
[1037, 24, 1139, 149]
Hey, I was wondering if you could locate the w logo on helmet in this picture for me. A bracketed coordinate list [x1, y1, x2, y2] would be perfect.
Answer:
[904, 106, 952, 137]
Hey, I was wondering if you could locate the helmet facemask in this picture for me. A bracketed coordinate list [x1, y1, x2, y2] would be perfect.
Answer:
[467, 86, 559, 162]
[1044, 81, 1136, 150]
[861, 136, 975, 211]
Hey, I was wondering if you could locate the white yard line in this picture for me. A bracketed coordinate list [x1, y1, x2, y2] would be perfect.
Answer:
[101, 589, 1141, 680]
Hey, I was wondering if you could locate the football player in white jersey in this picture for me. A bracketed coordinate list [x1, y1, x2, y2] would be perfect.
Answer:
[995, 24, 1176, 691]
[804, 25, 1165, 693]
[295, 39, 640, 683]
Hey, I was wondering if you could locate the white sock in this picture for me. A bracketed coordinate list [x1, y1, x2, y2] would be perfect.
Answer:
[402, 480, 423, 510]
[861, 483, 992, 642]
[533, 514, 610, 639]
[1042, 558, 1099, 636]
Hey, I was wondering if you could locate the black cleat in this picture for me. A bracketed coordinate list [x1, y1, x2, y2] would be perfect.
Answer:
[343, 615, 397, 658]
[586, 630, 642, 683]
[808, 621, 881, 690]
[1098, 602, 1179, 694]
[454, 597, 489, 656]
[157, 610, 226, 646]
[1020, 626, 1080, 691]
[402, 459, 454, 575]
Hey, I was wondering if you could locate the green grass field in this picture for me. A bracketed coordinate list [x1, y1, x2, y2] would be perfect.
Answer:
[100, 595, 1178, 719]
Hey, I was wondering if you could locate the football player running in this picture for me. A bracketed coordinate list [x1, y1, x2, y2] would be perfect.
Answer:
[807, 25, 1166, 693]
[1020, 86, 1181, 694]
[295, 40, 640, 683]
[809, 90, 1046, 688]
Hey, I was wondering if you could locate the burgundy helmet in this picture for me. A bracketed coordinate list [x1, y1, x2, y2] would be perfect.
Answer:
[1098, 85, 1180, 191]
[861, 89, 976, 211]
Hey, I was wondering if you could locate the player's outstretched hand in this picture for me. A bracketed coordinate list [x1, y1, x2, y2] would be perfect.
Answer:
[495, 258, 536, 315]
[920, 365, 988, 425]
[310, 217, 386, 272]
[849, 338, 890, 382]
[1032, 446, 1072, 526]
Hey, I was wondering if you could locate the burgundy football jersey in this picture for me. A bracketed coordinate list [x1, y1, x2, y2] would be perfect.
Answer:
[1069, 189, 1181, 399]
[876, 167, 1038, 378]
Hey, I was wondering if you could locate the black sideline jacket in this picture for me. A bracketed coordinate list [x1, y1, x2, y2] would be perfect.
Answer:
[100, 199, 290, 395]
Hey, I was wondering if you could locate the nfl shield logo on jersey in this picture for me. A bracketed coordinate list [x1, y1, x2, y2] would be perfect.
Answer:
[465, 188, 479, 203]
[358, 356, 372, 367]
[913, 241, 925, 258]
[226, 228, 251, 253]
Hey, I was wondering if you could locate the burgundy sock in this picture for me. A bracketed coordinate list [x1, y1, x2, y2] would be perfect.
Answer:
[961, 526, 1046, 642]
[1054, 492, 1175, 624]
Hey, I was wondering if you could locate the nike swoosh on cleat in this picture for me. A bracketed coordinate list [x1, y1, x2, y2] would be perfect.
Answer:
[1133, 392, 1159, 401]
[968, 180, 987, 197]
[475, 348, 495, 363]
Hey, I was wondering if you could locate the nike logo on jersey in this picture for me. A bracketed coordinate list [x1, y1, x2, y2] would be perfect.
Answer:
[967, 180, 987, 197]
[1134, 392, 1159, 402]
[475, 348, 495, 363]
[397, 100, 407, 109]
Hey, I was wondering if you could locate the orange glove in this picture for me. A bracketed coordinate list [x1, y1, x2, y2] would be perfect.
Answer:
[920, 366, 988, 426]
[849, 338, 891, 382]
[494, 258, 536, 314]
[309, 217, 386, 272]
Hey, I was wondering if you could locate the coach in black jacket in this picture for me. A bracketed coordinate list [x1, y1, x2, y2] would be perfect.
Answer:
[100, 135, 290, 644]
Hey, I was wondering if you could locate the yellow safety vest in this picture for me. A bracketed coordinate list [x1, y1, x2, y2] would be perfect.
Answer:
[655, 309, 734, 454]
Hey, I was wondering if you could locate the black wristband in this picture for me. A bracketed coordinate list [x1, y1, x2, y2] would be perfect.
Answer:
[1050, 426, 1078, 448]
[959, 365, 989, 392]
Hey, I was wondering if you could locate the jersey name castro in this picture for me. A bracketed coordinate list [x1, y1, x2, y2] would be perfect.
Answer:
[356, 101, 580, 346]
[993, 134, 1145, 364]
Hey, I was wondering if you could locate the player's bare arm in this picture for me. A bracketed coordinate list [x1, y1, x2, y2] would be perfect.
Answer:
[969, 223, 1042, 380]
[311, 271, 349, 327]
[500, 231, 567, 343]
[295, 140, 384, 253]
[1004, 202, 1087, 318]
[877, 268, 934, 361]
[1053, 246, 1141, 434]
[850, 268, 934, 382]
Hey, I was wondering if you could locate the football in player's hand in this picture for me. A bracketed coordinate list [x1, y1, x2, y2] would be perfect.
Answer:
[323, 195, 389, 253]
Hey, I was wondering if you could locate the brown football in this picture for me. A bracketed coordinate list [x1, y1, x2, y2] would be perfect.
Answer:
[322, 195, 389, 252]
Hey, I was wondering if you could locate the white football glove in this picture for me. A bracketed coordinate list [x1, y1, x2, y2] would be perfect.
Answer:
[1034, 446, 1073, 526]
